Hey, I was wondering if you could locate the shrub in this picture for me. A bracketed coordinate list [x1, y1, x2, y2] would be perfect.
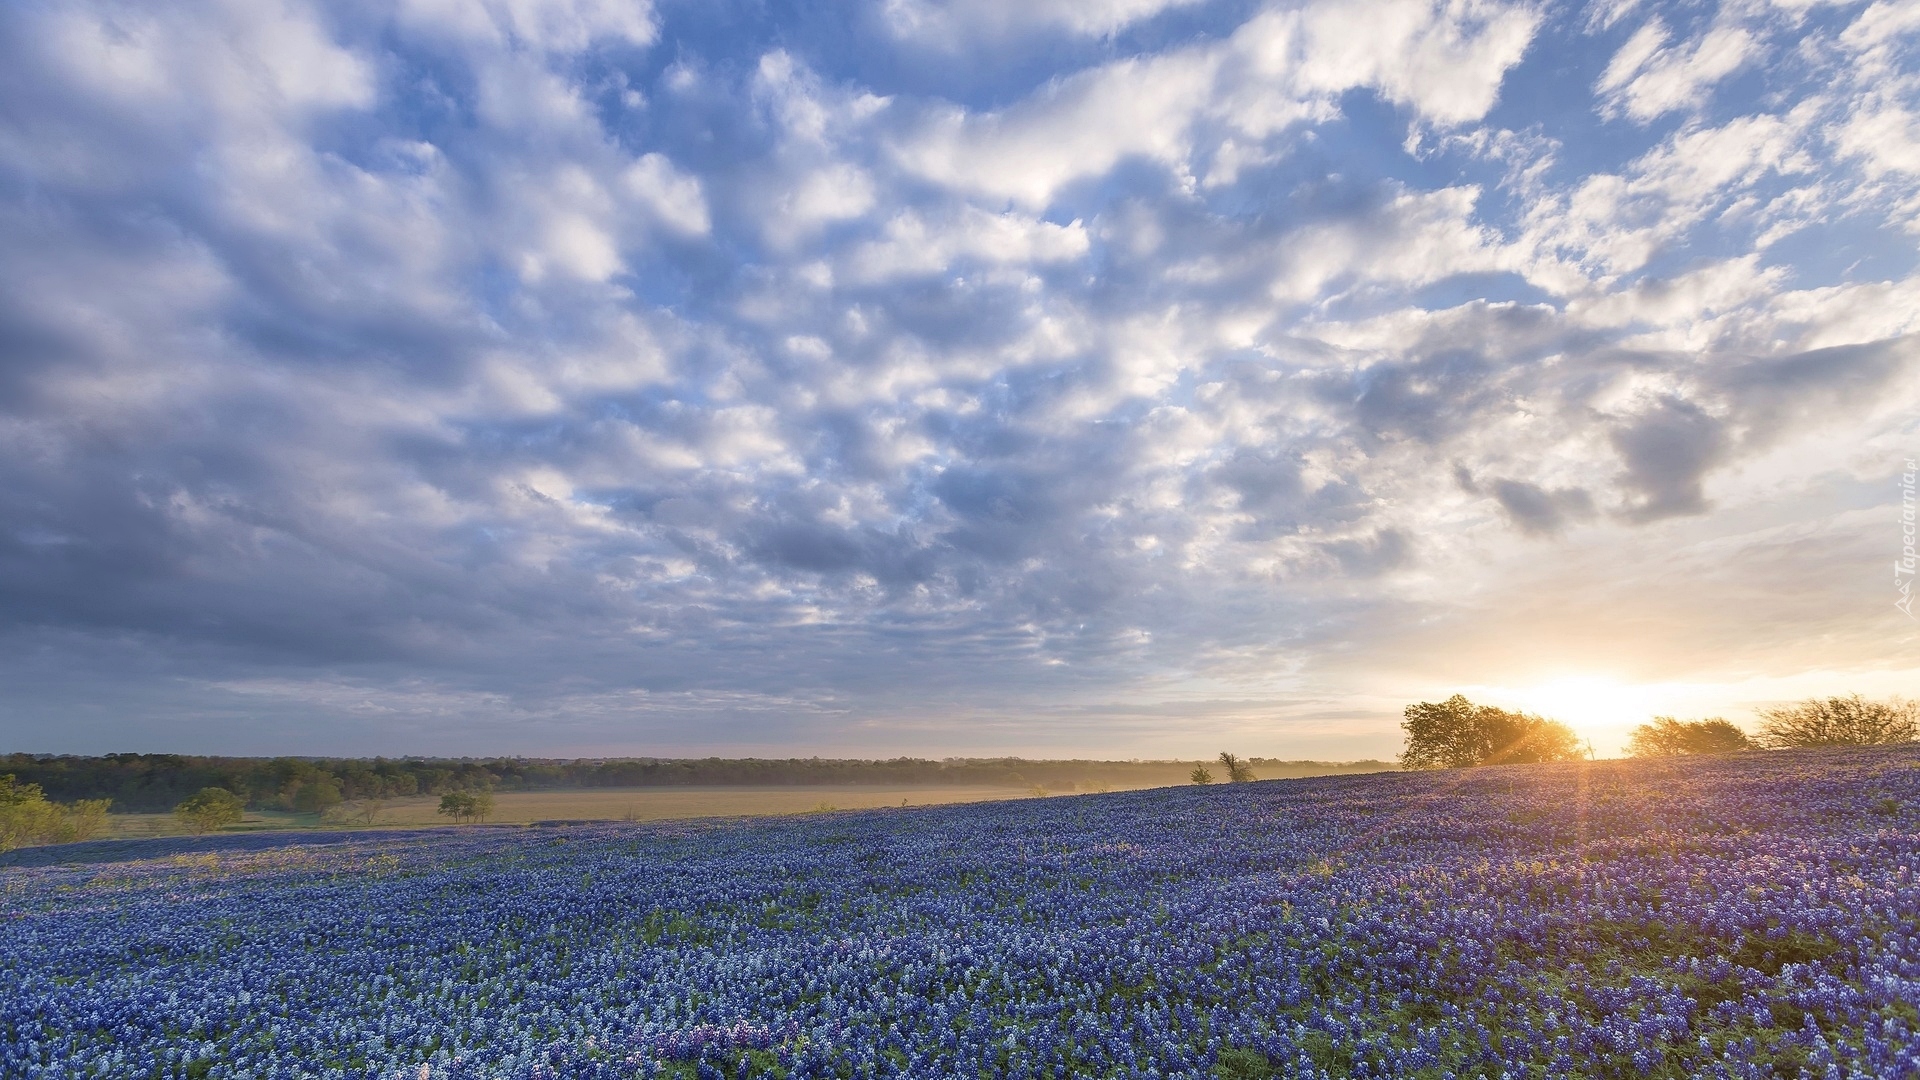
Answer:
[63, 799, 112, 842]
[1, 775, 113, 850]
[1401, 694, 1584, 770]
[175, 788, 245, 833]
[1190, 766, 1214, 785]
[1756, 694, 1918, 748]
[1627, 716, 1752, 757]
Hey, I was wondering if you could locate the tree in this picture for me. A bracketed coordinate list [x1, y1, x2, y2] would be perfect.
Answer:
[0, 773, 41, 807]
[437, 791, 493, 823]
[174, 787, 244, 833]
[1627, 717, 1752, 757]
[1400, 694, 1584, 770]
[1755, 695, 1919, 748]
[1190, 766, 1214, 785]
[292, 777, 343, 815]
[1218, 752, 1256, 783]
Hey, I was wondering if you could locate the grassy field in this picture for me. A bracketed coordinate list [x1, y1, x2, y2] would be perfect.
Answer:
[104, 782, 1159, 837]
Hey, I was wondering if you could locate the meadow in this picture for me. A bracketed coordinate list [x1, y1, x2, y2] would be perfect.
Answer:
[97, 785, 1092, 838]
[3, 748, 1917, 1079]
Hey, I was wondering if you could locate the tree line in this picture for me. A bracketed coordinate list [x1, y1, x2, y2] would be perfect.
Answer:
[1, 753, 1395, 814]
[1400, 692, 1919, 769]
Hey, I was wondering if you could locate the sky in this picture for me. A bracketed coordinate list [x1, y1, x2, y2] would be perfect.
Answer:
[2, 0, 1918, 760]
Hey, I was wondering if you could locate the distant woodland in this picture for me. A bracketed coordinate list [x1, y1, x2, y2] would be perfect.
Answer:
[1, 753, 1395, 813]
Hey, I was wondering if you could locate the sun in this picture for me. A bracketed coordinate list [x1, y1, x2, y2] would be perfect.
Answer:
[1496, 676, 1656, 744]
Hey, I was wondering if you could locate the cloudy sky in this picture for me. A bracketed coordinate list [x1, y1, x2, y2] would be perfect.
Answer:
[2, 0, 1917, 759]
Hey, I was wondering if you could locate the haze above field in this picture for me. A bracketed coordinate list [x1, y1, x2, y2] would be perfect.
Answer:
[1, 0, 1917, 759]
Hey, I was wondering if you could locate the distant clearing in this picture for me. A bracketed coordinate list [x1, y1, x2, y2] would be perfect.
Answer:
[102, 782, 1168, 837]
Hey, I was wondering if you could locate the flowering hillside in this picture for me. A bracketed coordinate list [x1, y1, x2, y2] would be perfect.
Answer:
[4, 749, 1918, 1079]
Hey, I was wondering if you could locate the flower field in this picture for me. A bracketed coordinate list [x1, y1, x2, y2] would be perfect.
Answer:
[4, 748, 1918, 1079]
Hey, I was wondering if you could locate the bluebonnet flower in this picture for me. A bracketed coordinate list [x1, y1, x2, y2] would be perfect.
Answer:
[3, 747, 1919, 1077]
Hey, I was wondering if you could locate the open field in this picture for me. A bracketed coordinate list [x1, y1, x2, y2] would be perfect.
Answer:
[100, 782, 1170, 838]
[7, 747, 1918, 1079]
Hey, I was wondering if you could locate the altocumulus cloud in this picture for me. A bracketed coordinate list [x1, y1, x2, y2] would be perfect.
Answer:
[1, 0, 1917, 756]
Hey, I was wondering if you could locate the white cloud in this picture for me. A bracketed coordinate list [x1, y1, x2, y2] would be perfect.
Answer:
[1282, 0, 1539, 125]
[623, 153, 711, 236]
[1596, 19, 1669, 96]
[764, 164, 878, 248]
[1522, 108, 1816, 281]
[1836, 103, 1920, 179]
[894, 50, 1221, 208]
[396, 0, 657, 53]
[1597, 20, 1756, 122]
[37, 0, 373, 130]
[894, 0, 1537, 208]
[1568, 255, 1788, 345]
[842, 207, 1089, 282]
[881, 0, 1203, 42]
[1838, 0, 1920, 77]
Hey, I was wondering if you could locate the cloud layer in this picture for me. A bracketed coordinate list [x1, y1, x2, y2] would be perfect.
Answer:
[2, 0, 1918, 756]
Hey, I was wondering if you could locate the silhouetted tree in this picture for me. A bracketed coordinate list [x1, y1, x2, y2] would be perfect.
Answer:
[1218, 752, 1256, 783]
[1401, 694, 1583, 769]
[1626, 717, 1752, 757]
[1190, 766, 1214, 785]
[1756, 695, 1918, 748]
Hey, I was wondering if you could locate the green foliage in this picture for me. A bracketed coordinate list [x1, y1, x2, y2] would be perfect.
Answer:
[1190, 766, 1214, 785]
[1756, 694, 1919, 748]
[1217, 752, 1255, 783]
[0, 774, 112, 851]
[1400, 694, 1584, 770]
[291, 777, 343, 814]
[0, 773, 40, 806]
[175, 787, 245, 833]
[437, 790, 495, 823]
[64, 798, 112, 840]
[1213, 1047, 1277, 1079]
[438, 791, 477, 822]
[1627, 716, 1752, 757]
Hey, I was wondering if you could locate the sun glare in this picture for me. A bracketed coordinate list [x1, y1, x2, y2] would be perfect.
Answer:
[1495, 676, 1657, 747]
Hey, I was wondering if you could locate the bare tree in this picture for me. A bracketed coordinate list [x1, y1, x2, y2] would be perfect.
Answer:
[1217, 752, 1256, 783]
[1755, 695, 1918, 748]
